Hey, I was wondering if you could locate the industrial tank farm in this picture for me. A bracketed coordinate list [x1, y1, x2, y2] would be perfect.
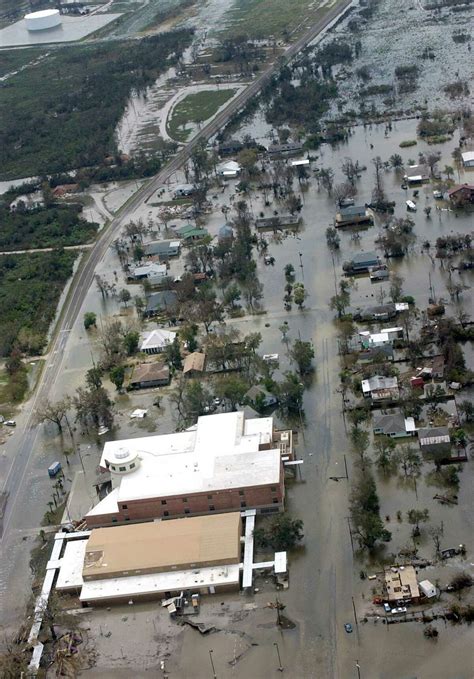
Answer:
[24, 9, 62, 31]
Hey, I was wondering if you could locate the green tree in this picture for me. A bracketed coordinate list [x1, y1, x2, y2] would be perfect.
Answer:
[124, 330, 140, 355]
[254, 514, 304, 551]
[165, 336, 183, 370]
[110, 365, 125, 391]
[214, 375, 248, 411]
[406, 508, 430, 536]
[86, 366, 103, 390]
[389, 153, 403, 168]
[83, 312, 97, 330]
[350, 426, 370, 468]
[170, 377, 213, 427]
[284, 263, 295, 281]
[326, 227, 340, 250]
[277, 371, 304, 414]
[180, 323, 199, 353]
[119, 289, 132, 307]
[222, 283, 241, 310]
[290, 339, 314, 375]
[458, 400, 474, 423]
[293, 282, 307, 309]
[396, 445, 422, 479]
[350, 469, 391, 551]
[374, 436, 396, 474]
[74, 384, 114, 430]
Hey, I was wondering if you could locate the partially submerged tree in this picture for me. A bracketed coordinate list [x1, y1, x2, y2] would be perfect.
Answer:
[290, 339, 314, 375]
[254, 514, 304, 551]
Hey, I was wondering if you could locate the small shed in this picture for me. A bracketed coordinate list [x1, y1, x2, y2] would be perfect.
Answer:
[419, 580, 437, 599]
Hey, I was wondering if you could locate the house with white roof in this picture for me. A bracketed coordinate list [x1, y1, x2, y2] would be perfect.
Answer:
[362, 375, 399, 401]
[139, 328, 176, 354]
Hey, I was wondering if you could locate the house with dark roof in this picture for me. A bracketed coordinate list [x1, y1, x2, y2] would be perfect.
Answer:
[447, 184, 474, 205]
[418, 426, 451, 456]
[128, 363, 170, 390]
[373, 409, 416, 438]
[144, 240, 181, 259]
[176, 224, 209, 241]
[266, 142, 303, 157]
[335, 205, 373, 227]
[343, 251, 380, 274]
[144, 290, 178, 317]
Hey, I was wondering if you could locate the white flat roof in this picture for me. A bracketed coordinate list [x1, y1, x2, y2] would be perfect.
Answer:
[290, 158, 310, 167]
[90, 413, 279, 516]
[79, 563, 241, 603]
[86, 488, 120, 517]
[56, 540, 86, 591]
[461, 151, 474, 162]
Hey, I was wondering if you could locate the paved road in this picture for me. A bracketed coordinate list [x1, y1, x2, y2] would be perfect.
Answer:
[0, 0, 352, 621]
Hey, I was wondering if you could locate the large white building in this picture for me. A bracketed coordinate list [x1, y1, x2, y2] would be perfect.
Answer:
[85, 411, 292, 527]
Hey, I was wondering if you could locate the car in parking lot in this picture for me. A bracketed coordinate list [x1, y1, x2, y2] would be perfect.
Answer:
[383, 603, 391, 613]
[344, 623, 353, 633]
[391, 606, 407, 614]
[4, 420, 16, 427]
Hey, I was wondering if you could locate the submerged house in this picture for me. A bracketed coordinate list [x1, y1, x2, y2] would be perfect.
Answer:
[335, 205, 373, 227]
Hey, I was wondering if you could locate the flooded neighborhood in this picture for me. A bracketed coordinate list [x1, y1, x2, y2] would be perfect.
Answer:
[0, 0, 472, 677]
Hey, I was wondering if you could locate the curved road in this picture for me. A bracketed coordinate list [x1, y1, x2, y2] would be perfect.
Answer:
[0, 0, 352, 607]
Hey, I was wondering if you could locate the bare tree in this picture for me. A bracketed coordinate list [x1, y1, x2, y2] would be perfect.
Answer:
[36, 397, 72, 434]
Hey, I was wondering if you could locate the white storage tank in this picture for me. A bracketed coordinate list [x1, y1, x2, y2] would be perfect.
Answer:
[25, 9, 62, 31]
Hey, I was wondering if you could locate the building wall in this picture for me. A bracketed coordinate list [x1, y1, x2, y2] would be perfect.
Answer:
[81, 580, 238, 607]
[85, 479, 284, 528]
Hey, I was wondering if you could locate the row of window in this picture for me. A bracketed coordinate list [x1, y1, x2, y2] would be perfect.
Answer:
[110, 462, 136, 472]
[156, 487, 278, 507]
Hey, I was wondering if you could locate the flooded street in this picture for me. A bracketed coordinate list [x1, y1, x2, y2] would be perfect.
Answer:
[73, 119, 474, 677]
[0, 0, 472, 673]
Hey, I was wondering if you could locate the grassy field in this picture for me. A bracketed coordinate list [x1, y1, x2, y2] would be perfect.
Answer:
[167, 88, 237, 142]
[220, 0, 327, 39]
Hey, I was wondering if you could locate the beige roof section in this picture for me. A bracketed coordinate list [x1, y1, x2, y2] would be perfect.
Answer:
[83, 512, 241, 580]
[130, 363, 169, 384]
[183, 352, 206, 374]
[385, 566, 419, 602]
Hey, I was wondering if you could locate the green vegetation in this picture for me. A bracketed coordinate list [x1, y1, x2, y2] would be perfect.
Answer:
[254, 514, 304, 551]
[219, 0, 326, 39]
[399, 140, 417, 148]
[0, 250, 77, 356]
[0, 30, 193, 179]
[0, 204, 97, 251]
[167, 89, 237, 142]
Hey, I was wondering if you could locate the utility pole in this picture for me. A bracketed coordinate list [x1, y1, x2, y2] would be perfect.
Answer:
[355, 660, 361, 679]
[344, 454, 349, 480]
[346, 516, 354, 555]
[299, 252, 304, 281]
[273, 642, 284, 672]
[209, 649, 217, 679]
[352, 597, 358, 628]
